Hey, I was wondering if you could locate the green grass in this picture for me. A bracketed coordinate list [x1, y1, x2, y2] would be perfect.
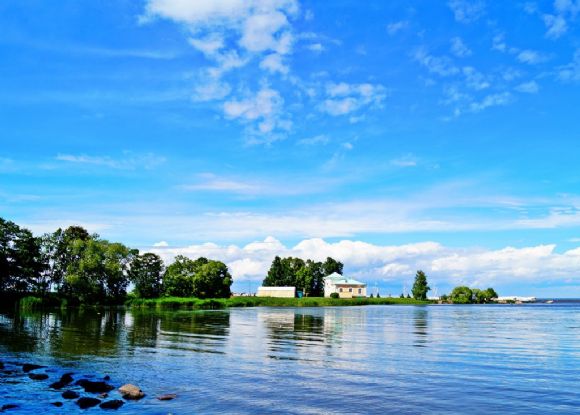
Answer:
[127, 296, 430, 310]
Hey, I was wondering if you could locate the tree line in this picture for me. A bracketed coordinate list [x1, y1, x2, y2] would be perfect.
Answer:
[262, 256, 343, 297]
[0, 218, 232, 304]
[410, 270, 498, 303]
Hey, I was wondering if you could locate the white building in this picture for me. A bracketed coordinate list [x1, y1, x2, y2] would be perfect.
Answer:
[324, 273, 367, 298]
[257, 286, 296, 298]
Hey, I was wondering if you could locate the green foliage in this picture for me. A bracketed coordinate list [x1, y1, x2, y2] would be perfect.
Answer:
[450, 286, 473, 304]
[411, 270, 431, 301]
[163, 256, 232, 299]
[262, 256, 343, 297]
[330, 292, 339, 299]
[129, 253, 164, 298]
[0, 218, 44, 294]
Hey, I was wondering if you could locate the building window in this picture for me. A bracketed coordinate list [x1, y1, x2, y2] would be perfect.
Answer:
[339, 288, 343, 292]
[358, 288, 362, 294]
[349, 288, 352, 293]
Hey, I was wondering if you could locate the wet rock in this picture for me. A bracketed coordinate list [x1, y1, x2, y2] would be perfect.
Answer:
[103, 375, 111, 381]
[62, 390, 80, 399]
[76, 397, 101, 409]
[0, 361, 4, 370]
[29, 373, 49, 381]
[99, 400, 124, 410]
[118, 384, 145, 400]
[22, 364, 45, 373]
[76, 379, 114, 393]
[50, 373, 74, 389]
[1, 404, 19, 411]
[51, 402, 63, 407]
[157, 394, 177, 401]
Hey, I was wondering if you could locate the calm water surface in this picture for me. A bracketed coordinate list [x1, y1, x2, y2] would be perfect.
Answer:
[1, 304, 579, 414]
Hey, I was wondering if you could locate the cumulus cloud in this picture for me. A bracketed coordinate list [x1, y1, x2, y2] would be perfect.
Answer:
[450, 37, 472, 57]
[142, 0, 300, 140]
[387, 21, 409, 35]
[517, 49, 549, 65]
[447, 0, 486, 23]
[149, 236, 580, 289]
[319, 82, 386, 116]
[515, 80, 539, 93]
[469, 92, 512, 112]
[414, 49, 459, 76]
[223, 86, 291, 136]
[558, 49, 580, 82]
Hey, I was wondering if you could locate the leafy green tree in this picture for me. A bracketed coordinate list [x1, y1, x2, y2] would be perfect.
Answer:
[483, 287, 498, 301]
[411, 270, 430, 300]
[193, 260, 232, 298]
[473, 287, 499, 303]
[129, 253, 164, 298]
[0, 218, 44, 294]
[450, 286, 473, 304]
[322, 257, 343, 276]
[163, 255, 199, 297]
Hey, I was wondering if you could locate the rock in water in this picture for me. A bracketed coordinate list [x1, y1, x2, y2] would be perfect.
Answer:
[29, 373, 49, 380]
[118, 384, 145, 400]
[76, 379, 114, 393]
[76, 397, 101, 409]
[99, 400, 124, 410]
[157, 394, 177, 401]
[62, 390, 80, 399]
[60, 373, 74, 384]
[22, 364, 45, 373]
[51, 402, 63, 407]
[1, 404, 19, 411]
[0, 361, 4, 370]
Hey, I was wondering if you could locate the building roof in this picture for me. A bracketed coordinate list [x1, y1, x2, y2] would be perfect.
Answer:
[325, 273, 366, 286]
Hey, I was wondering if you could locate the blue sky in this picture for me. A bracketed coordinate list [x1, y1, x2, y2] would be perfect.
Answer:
[1, 0, 580, 296]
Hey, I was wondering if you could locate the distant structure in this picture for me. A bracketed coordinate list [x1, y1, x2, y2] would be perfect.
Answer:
[324, 272, 367, 298]
[496, 296, 537, 303]
[257, 286, 296, 298]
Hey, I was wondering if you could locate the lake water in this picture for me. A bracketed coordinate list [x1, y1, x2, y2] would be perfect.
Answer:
[1, 304, 579, 414]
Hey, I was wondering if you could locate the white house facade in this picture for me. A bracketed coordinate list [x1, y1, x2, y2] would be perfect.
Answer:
[324, 273, 367, 298]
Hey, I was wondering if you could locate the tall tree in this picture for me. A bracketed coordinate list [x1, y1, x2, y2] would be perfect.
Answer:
[129, 253, 164, 299]
[193, 260, 233, 298]
[411, 270, 430, 300]
[322, 257, 343, 276]
[163, 255, 202, 297]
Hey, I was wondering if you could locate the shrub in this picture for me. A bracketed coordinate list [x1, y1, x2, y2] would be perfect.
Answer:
[330, 292, 339, 299]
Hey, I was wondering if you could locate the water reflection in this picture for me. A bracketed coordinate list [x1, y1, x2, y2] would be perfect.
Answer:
[1, 305, 580, 414]
[413, 308, 429, 347]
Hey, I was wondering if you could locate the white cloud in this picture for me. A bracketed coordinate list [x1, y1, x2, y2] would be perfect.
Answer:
[153, 241, 169, 247]
[450, 37, 472, 57]
[414, 49, 459, 76]
[558, 49, 580, 82]
[223, 86, 291, 136]
[149, 236, 580, 289]
[469, 92, 512, 112]
[298, 135, 329, 146]
[259, 53, 289, 74]
[517, 49, 549, 65]
[447, 0, 486, 23]
[462, 66, 490, 90]
[391, 155, 418, 167]
[515, 80, 539, 94]
[55, 152, 166, 170]
[319, 82, 386, 116]
[543, 14, 568, 39]
[386, 21, 409, 35]
[306, 43, 324, 52]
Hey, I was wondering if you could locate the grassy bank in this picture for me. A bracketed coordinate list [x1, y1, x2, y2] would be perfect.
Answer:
[127, 296, 430, 310]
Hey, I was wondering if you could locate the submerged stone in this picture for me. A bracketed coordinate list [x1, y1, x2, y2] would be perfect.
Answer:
[76, 379, 114, 393]
[157, 394, 177, 401]
[29, 373, 49, 381]
[62, 390, 80, 399]
[76, 397, 101, 409]
[99, 400, 124, 410]
[22, 364, 45, 373]
[51, 402, 63, 407]
[1, 404, 19, 411]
